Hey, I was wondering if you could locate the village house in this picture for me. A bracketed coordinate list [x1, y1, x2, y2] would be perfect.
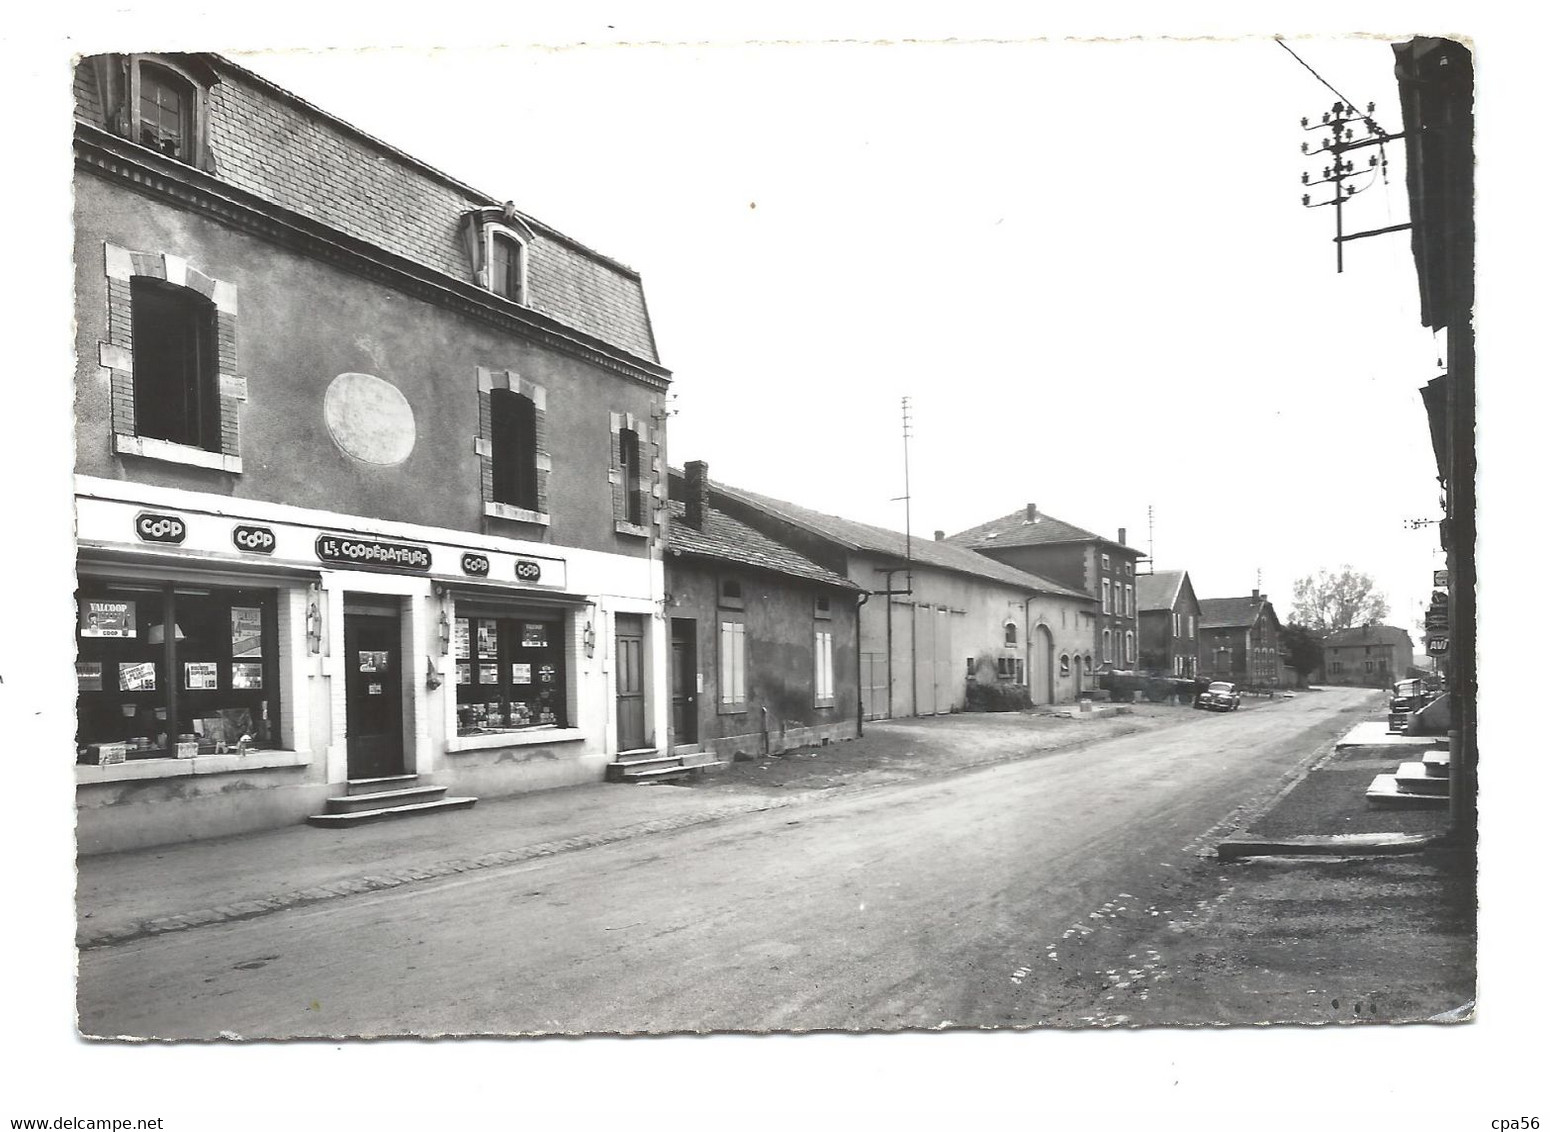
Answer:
[1135, 569, 1201, 678]
[689, 478, 1095, 717]
[1321, 624, 1417, 688]
[72, 53, 673, 852]
[659, 462, 862, 769]
[945, 505, 1147, 673]
[1196, 590, 1284, 689]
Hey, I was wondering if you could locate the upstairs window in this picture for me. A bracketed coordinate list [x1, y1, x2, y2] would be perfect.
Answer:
[138, 64, 193, 159]
[719, 577, 744, 610]
[131, 277, 219, 451]
[489, 232, 526, 304]
[1004, 622, 1018, 647]
[490, 388, 538, 511]
[619, 426, 643, 525]
[86, 54, 217, 171]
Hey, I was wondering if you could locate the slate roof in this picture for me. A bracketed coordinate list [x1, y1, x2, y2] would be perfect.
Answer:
[945, 507, 1141, 554]
[1198, 595, 1278, 630]
[666, 501, 858, 592]
[706, 480, 1094, 601]
[73, 54, 659, 365]
[1136, 569, 1188, 612]
[1323, 624, 1415, 649]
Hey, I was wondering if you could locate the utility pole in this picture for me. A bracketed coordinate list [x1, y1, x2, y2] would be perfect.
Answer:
[1298, 100, 1410, 273]
[1146, 504, 1155, 576]
[901, 397, 916, 717]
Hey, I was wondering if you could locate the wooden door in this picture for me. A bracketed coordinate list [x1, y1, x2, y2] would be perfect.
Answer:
[670, 619, 697, 745]
[615, 613, 647, 751]
[344, 612, 404, 780]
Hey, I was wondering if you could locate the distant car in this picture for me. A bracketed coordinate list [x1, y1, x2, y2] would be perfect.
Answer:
[1195, 681, 1241, 712]
[1388, 678, 1438, 731]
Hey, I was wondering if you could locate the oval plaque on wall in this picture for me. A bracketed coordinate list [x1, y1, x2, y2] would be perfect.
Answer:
[323, 372, 417, 465]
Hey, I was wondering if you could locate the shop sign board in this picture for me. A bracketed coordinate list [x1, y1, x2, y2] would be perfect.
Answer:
[232, 524, 277, 554]
[1427, 637, 1450, 655]
[460, 552, 491, 577]
[515, 559, 543, 583]
[316, 534, 431, 572]
[135, 511, 187, 544]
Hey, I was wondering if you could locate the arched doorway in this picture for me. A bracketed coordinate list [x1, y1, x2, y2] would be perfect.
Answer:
[1031, 625, 1056, 704]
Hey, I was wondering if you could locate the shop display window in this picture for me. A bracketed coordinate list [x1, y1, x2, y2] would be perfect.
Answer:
[75, 580, 280, 761]
[453, 608, 567, 735]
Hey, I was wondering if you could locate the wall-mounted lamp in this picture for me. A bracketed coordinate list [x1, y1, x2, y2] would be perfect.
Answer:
[425, 655, 443, 690]
[583, 620, 596, 659]
[305, 584, 322, 655]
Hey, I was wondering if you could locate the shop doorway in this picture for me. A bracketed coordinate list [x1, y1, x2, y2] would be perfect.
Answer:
[344, 607, 404, 779]
[615, 613, 647, 751]
[670, 618, 697, 745]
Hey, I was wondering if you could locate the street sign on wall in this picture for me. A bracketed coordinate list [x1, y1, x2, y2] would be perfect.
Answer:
[1433, 569, 1449, 587]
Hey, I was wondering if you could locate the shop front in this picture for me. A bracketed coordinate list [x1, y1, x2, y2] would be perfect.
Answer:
[74, 478, 667, 853]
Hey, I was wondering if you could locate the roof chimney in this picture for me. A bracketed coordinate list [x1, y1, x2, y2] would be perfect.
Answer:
[934, 530, 945, 541]
[684, 460, 709, 531]
[1252, 587, 1260, 600]
[1026, 504, 1038, 522]
[1118, 527, 1127, 546]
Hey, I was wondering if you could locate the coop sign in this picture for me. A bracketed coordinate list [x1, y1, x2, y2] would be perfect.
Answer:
[515, 558, 543, 583]
[134, 511, 187, 544]
[232, 524, 277, 554]
[315, 533, 432, 572]
[460, 552, 491, 577]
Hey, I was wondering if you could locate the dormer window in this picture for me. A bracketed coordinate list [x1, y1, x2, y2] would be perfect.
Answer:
[137, 63, 193, 160]
[83, 54, 218, 171]
[461, 205, 536, 306]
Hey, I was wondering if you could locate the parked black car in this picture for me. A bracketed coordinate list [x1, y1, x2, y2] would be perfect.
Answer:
[1388, 678, 1439, 731]
[1194, 681, 1241, 712]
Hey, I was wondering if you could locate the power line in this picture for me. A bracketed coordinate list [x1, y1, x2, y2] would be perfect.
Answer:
[1275, 37, 1366, 115]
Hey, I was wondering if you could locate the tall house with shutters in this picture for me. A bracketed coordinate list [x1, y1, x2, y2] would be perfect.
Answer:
[71, 53, 672, 852]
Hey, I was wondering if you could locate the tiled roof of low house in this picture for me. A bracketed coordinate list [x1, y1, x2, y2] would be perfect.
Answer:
[707, 480, 1094, 601]
[1322, 624, 1415, 648]
[667, 501, 859, 591]
[945, 507, 1140, 553]
[1199, 595, 1276, 630]
[73, 53, 659, 365]
[1136, 570, 1187, 612]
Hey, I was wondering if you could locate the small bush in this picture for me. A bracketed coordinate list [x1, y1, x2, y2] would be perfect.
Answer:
[965, 681, 1032, 712]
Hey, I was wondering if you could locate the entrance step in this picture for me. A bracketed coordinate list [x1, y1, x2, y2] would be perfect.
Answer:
[346, 774, 420, 796]
[607, 748, 722, 784]
[1365, 773, 1449, 809]
[1393, 760, 1450, 796]
[309, 774, 477, 827]
[324, 785, 451, 814]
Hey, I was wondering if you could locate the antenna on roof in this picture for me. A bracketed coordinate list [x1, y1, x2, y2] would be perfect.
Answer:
[901, 397, 914, 591]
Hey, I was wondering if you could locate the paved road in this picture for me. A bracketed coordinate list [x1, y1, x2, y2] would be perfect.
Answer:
[79, 689, 1377, 1038]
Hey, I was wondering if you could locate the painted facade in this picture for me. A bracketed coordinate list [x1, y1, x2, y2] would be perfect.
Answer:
[698, 482, 1095, 718]
[945, 505, 1146, 673]
[1196, 591, 1284, 688]
[1135, 569, 1201, 677]
[665, 464, 862, 760]
[72, 53, 672, 852]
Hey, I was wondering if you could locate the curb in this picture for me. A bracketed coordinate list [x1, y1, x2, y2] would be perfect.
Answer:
[1216, 832, 1439, 860]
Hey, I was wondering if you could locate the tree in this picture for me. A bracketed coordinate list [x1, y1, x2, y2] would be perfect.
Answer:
[1280, 623, 1324, 682]
[1290, 567, 1391, 634]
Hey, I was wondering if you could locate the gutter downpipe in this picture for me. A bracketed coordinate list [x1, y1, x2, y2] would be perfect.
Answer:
[856, 591, 869, 737]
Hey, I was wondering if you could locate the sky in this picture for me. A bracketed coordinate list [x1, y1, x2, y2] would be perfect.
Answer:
[2, 5, 1542, 1128]
[226, 36, 1446, 638]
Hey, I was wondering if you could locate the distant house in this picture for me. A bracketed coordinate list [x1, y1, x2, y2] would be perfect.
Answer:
[678, 472, 1095, 717]
[1135, 570, 1201, 677]
[1321, 624, 1416, 688]
[1197, 590, 1284, 688]
[945, 504, 1147, 674]
[665, 463, 862, 761]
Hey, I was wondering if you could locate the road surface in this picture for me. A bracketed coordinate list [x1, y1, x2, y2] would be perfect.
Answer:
[79, 689, 1376, 1037]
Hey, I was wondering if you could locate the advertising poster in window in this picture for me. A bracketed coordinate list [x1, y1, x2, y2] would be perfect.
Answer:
[539, 663, 556, 684]
[521, 622, 548, 648]
[230, 607, 264, 657]
[479, 663, 499, 684]
[80, 598, 136, 639]
[231, 662, 263, 690]
[456, 662, 471, 686]
[477, 620, 498, 658]
[512, 663, 532, 685]
[76, 662, 103, 691]
[358, 650, 389, 673]
[184, 661, 219, 690]
[118, 661, 156, 692]
[454, 617, 471, 659]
